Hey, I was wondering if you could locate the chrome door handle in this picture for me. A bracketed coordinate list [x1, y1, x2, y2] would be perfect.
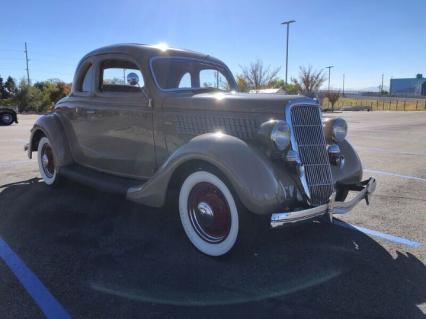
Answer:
[86, 110, 96, 114]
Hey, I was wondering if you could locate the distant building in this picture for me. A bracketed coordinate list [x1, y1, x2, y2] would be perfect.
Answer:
[390, 74, 426, 97]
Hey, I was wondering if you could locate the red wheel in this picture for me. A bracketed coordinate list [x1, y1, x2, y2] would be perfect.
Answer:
[187, 182, 232, 243]
[179, 171, 239, 256]
[37, 137, 60, 185]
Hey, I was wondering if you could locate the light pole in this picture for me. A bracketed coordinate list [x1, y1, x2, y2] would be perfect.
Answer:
[281, 20, 295, 84]
[325, 65, 334, 92]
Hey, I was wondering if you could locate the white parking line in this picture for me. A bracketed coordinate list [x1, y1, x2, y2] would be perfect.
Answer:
[359, 146, 426, 157]
[0, 160, 33, 168]
[334, 220, 421, 248]
[365, 168, 426, 182]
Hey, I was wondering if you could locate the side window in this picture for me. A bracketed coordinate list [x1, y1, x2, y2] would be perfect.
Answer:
[199, 69, 229, 90]
[100, 59, 144, 93]
[178, 72, 191, 88]
[79, 64, 93, 93]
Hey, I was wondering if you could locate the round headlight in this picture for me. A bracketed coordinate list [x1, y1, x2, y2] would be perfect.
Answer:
[324, 117, 347, 143]
[271, 120, 291, 151]
[332, 118, 348, 142]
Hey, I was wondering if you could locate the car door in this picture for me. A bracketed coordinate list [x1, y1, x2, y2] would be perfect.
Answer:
[70, 54, 156, 179]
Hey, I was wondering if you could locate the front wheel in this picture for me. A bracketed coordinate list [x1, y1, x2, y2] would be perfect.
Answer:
[37, 137, 60, 186]
[179, 170, 240, 256]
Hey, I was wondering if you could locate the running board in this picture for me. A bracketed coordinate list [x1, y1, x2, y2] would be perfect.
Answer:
[59, 164, 144, 195]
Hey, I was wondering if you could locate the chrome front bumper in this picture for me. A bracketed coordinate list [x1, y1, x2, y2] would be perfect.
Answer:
[270, 177, 377, 228]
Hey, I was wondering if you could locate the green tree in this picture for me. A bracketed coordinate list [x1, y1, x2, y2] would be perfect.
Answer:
[50, 81, 71, 103]
[15, 79, 44, 113]
[4, 76, 17, 96]
[34, 81, 57, 111]
[12, 78, 71, 113]
[0, 76, 6, 99]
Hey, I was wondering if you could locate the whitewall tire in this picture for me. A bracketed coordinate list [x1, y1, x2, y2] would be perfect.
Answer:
[179, 170, 239, 256]
[37, 137, 59, 185]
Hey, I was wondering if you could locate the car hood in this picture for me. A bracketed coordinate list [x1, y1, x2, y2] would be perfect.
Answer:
[161, 92, 317, 115]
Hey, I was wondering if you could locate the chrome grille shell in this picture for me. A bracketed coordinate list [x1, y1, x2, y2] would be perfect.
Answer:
[285, 103, 334, 206]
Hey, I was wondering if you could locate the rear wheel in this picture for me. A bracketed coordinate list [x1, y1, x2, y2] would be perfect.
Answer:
[37, 137, 60, 186]
[0, 112, 14, 125]
[178, 170, 240, 256]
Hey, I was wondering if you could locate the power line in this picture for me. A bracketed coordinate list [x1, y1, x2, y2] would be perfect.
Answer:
[24, 42, 30, 84]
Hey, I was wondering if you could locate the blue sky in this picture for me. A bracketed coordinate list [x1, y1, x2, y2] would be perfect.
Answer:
[1, 0, 425, 90]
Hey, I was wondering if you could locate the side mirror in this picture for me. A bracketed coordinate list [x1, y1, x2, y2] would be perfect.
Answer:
[127, 72, 139, 86]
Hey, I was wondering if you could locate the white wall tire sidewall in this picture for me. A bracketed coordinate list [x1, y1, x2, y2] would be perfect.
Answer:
[179, 171, 239, 256]
[37, 137, 57, 185]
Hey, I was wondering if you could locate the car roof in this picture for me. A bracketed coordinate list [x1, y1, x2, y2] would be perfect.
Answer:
[81, 43, 225, 65]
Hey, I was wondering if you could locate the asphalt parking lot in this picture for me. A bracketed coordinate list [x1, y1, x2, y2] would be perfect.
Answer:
[1, 112, 425, 318]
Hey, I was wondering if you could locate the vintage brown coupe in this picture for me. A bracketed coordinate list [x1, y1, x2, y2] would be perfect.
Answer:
[26, 44, 376, 256]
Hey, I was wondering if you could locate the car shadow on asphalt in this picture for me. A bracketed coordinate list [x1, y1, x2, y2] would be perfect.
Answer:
[0, 179, 425, 319]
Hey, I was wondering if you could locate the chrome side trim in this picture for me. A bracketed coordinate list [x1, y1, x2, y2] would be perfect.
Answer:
[270, 177, 376, 228]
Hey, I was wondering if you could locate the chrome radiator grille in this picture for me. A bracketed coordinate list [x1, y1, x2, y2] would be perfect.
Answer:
[290, 105, 334, 205]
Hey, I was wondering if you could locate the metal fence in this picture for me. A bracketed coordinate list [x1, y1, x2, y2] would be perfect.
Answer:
[324, 97, 426, 111]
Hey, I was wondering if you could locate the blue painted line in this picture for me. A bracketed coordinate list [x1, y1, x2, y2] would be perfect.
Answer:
[364, 168, 426, 182]
[0, 237, 71, 319]
[334, 220, 421, 248]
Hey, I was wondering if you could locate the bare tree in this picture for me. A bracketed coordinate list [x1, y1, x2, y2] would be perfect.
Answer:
[325, 91, 340, 112]
[239, 60, 280, 90]
[292, 66, 326, 95]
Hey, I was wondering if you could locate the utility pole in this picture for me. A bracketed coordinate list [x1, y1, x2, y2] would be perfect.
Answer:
[342, 73, 345, 96]
[24, 42, 30, 85]
[325, 66, 334, 92]
[281, 20, 296, 84]
[381, 73, 384, 94]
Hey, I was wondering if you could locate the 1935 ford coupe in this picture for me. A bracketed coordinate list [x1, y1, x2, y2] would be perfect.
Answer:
[26, 44, 376, 256]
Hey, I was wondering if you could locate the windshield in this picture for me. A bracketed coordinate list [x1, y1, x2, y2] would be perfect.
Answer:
[151, 57, 235, 92]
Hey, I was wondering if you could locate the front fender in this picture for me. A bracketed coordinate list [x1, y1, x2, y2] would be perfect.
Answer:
[331, 139, 363, 185]
[28, 113, 73, 168]
[127, 133, 296, 215]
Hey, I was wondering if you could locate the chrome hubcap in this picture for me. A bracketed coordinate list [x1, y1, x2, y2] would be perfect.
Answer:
[188, 182, 231, 243]
[2, 114, 11, 123]
[41, 144, 55, 178]
[197, 202, 214, 218]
